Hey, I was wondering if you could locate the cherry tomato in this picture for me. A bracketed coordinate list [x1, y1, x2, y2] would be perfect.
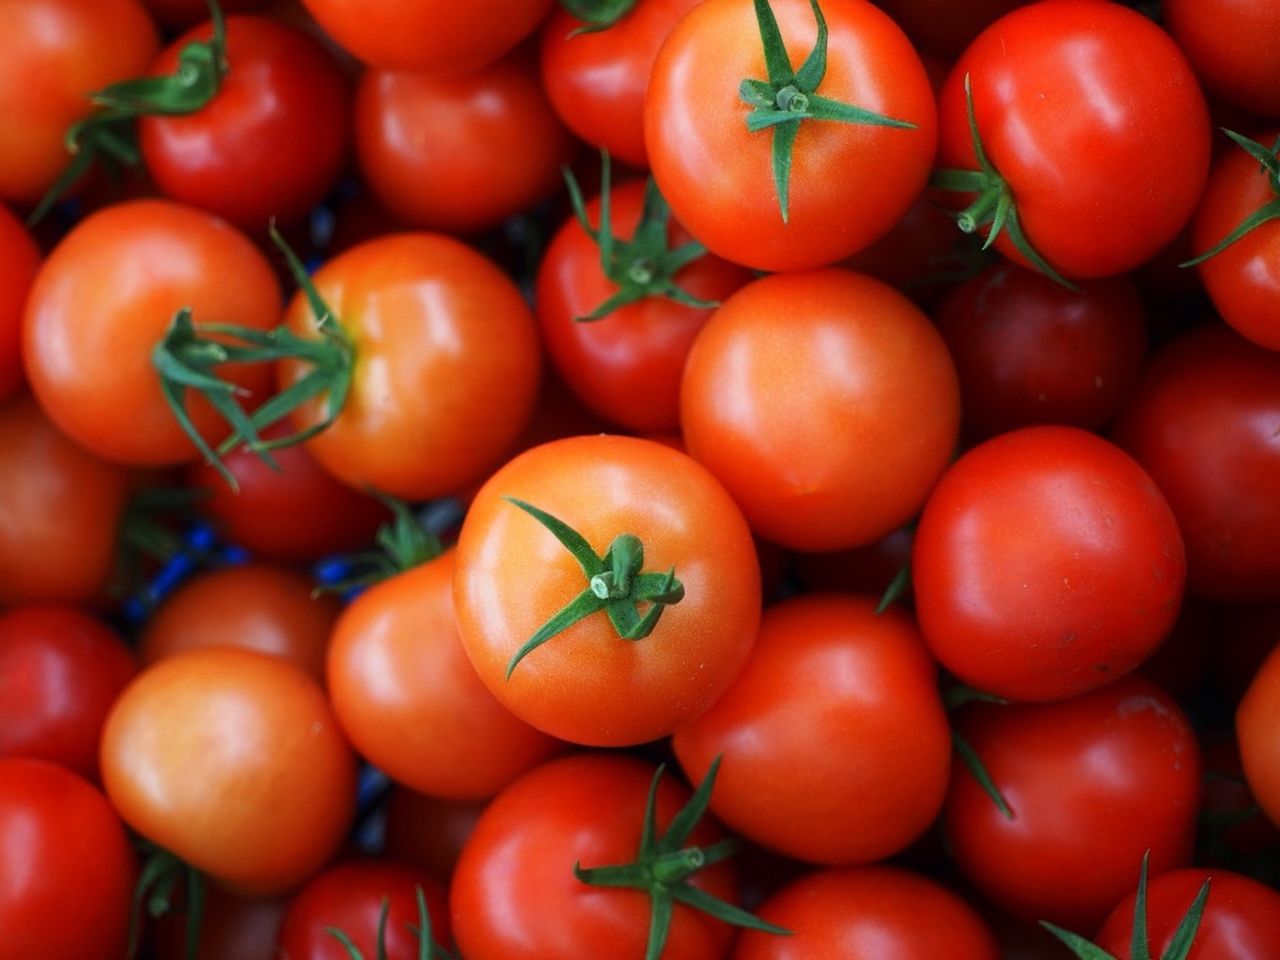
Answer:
[1165, 0, 1280, 118]
[1237, 640, 1280, 830]
[0, 205, 40, 402]
[151, 887, 286, 960]
[383, 788, 485, 883]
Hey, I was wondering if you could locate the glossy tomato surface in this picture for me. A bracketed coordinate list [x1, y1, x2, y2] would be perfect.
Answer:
[1237, 641, 1280, 829]
[1165, 0, 1280, 118]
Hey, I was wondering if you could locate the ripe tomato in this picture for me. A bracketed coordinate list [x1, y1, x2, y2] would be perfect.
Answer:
[454, 435, 760, 746]
[646, 0, 937, 271]
[100, 647, 357, 895]
[383, 788, 485, 883]
[673, 594, 951, 864]
[1237, 641, 1280, 829]
[1165, 0, 1280, 118]
[872, 0, 1029, 56]
[0, 758, 136, 960]
[680, 269, 959, 551]
[944, 677, 1201, 932]
[914, 426, 1186, 702]
[151, 886, 285, 960]
[0, 205, 39, 402]
[23, 199, 280, 466]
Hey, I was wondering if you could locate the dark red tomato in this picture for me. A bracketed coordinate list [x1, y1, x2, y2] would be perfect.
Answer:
[841, 195, 966, 307]
[356, 52, 574, 234]
[0, 758, 136, 960]
[0, 395, 131, 607]
[934, 262, 1146, 441]
[936, 0, 1210, 278]
[536, 178, 751, 432]
[278, 859, 451, 960]
[788, 526, 914, 598]
[945, 677, 1201, 931]
[0, 0, 158, 204]
[0, 606, 136, 780]
[152, 887, 286, 960]
[1165, 0, 1280, 118]
[1112, 325, 1280, 603]
[0, 206, 39, 402]
[1201, 735, 1280, 860]
[914, 426, 1185, 702]
[144, 0, 267, 30]
[1238, 641, 1280, 829]
[873, 0, 1029, 56]
[540, 0, 702, 167]
[1095, 869, 1280, 960]
[673, 595, 951, 865]
[733, 866, 999, 959]
[383, 788, 485, 883]
[139, 16, 349, 231]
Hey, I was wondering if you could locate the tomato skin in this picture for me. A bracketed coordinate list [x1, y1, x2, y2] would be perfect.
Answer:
[0, 758, 137, 960]
[732, 866, 999, 960]
[0, 0, 159, 205]
[383, 788, 485, 883]
[914, 426, 1185, 702]
[535, 179, 752, 433]
[139, 16, 350, 231]
[454, 435, 761, 747]
[872, 0, 1029, 56]
[680, 269, 960, 552]
[0, 206, 40, 403]
[1165, 0, 1280, 118]
[151, 887, 285, 960]
[1238, 641, 1280, 829]
[673, 594, 951, 865]
[944, 677, 1201, 932]
[937, 0, 1210, 278]
[23, 199, 280, 466]
[100, 647, 357, 895]
[645, 0, 937, 271]
[450, 753, 740, 960]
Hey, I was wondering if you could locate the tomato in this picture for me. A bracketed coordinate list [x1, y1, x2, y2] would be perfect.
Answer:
[935, 0, 1210, 279]
[454, 435, 760, 746]
[1111, 325, 1280, 603]
[673, 594, 951, 864]
[151, 887, 286, 960]
[0, 395, 131, 606]
[23, 199, 280, 466]
[1200, 735, 1280, 862]
[383, 788, 485, 883]
[872, 0, 1029, 56]
[100, 647, 357, 895]
[913, 426, 1185, 702]
[0, 205, 39, 403]
[944, 677, 1201, 931]
[277, 232, 541, 500]
[732, 866, 999, 959]
[536, 177, 751, 433]
[138, 16, 350, 231]
[1237, 641, 1280, 830]
[0, 758, 136, 960]
[0, 0, 158, 205]
[0, 606, 136, 781]
[1165, 0, 1280, 118]
[933, 262, 1146, 441]
[144, 0, 267, 30]
[680, 269, 959, 552]
[139, 563, 340, 685]
[646, 0, 937, 271]
[355, 52, 574, 234]
[1136, 598, 1213, 702]
[277, 859, 451, 960]
[788, 526, 914, 598]
[841, 194, 968, 306]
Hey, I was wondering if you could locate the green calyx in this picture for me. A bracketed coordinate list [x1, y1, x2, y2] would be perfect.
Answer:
[574, 758, 790, 960]
[946, 687, 1014, 821]
[1041, 852, 1211, 960]
[326, 885, 457, 960]
[152, 224, 355, 491]
[502, 497, 686, 678]
[564, 151, 719, 322]
[929, 73, 1077, 291]
[739, 0, 917, 223]
[1181, 130, 1280, 268]
[558, 0, 638, 34]
[128, 848, 205, 960]
[317, 493, 443, 595]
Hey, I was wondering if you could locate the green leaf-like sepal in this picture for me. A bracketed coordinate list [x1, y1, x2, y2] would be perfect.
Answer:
[1180, 130, 1280, 268]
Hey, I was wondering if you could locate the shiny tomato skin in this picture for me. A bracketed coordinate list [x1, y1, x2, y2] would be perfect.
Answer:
[1237, 641, 1280, 829]
[673, 594, 951, 865]
[100, 647, 357, 895]
[732, 866, 999, 960]
[23, 199, 280, 466]
[450, 753, 740, 960]
[680, 269, 960, 551]
[945, 677, 1201, 932]
[454, 435, 761, 747]
[646, 0, 937, 271]
[139, 16, 349, 231]
[0, 758, 137, 960]
[937, 0, 1210, 278]
[536, 179, 752, 433]
[914, 426, 1186, 702]
[0, 0, 159, 204]
[0, 206, 40, 402]
[1165, 0, 1280, 118]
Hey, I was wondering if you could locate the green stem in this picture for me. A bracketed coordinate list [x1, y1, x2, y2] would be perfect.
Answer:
[1180, 130, 1280, 267]
[559, 0, 638, 33]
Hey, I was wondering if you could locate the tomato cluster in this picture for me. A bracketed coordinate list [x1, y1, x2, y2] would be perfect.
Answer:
[1, 1, 1279, 959]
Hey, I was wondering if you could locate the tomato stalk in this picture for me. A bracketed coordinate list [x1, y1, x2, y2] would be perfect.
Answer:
[558, 0, 639, 34]
[128, 848, 205, 960]
[1180, 130, 1280, 267]
[947, 686, 1016, 821]
[326, 886, 455, 960]
[739, 0, 916, 223]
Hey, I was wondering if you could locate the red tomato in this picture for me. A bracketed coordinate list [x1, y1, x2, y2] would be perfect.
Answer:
[383, 788, 485, 883]
[646, 0, 937, 271]
[944, 677, 1201, 931]
[1165, 0, 1280, 118]
[0, 758, 137, 960]
[841, 194, 967, 306]
[1237, 641, 1280, 829]
[680, 269, 960, 551]
[100, 647, 357, 895]
[454, 435, 761, 746]
[673, 594, 951, 864]
[0, 606, 136, 780]
[23, 199, 280, 466]
[151, 887, 285, 960]
[0, 205, 39, 402]
[872, 0, 1029, 56]
[144, 0, 267, 30]
[914, 426, 1186, 702]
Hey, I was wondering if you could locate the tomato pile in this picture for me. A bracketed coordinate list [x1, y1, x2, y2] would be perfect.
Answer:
[1, 0, 1279, 958]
